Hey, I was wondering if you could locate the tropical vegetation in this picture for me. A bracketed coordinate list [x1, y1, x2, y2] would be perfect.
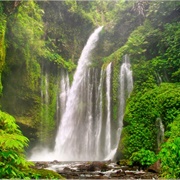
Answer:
[0, 0, 179, 178]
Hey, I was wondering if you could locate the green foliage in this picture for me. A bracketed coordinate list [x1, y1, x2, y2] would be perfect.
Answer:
[0, 3, 179, 179]
[0, 13, 6, 69]
[158, 86, 180, 128]
[158, 115, 180, 178]
[121, 91, 158, 157]
[112, 60, 121, 121]
[0, 1, 45, 141]
[6, 1, 44, 90]
[25, 168, 64, 179]
[132, 60, 156, 92]
[122, 83, 180, 158]
[159, 23, 179, 82]
[38, 72, 58, 145]
[44, 49, 76, 72]
[103, 20, 155, 64]
[39, 1, 94, 64]
[0, 110, 64, 179]
[149, 22, 180, 83]
[129, 148, 157, 167]
[0, 11, 6, 95]
[0, 110, 32, 178]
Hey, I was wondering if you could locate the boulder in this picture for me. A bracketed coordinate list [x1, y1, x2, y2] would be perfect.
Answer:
[148, 160, 161, 173]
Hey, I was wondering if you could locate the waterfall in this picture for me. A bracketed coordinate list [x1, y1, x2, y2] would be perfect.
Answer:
[56, 70, 70, 124]
[59, 71, 70, 116]
[156, 117, 164, 148]
[119, 55, 133, 123]
[106, 55, 133, 160]
[95, 69, 104, 160]
[105, 63, 112, 156]
[39, 69, 49, 145]
[29, 30, 134, 162]
[54, 26, 103, 161]
[118, 54, 133, 151]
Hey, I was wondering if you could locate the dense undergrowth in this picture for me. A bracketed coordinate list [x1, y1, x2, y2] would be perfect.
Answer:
[0, 110, 63, 179]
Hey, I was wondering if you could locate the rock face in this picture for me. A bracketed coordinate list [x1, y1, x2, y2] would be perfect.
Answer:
[78, 161, 110, 172]
[148, 160, 161, 173]
[34, 161, 159, 179]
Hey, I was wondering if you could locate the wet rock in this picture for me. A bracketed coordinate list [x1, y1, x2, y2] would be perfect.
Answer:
[111, 169, 126, 178]
[141, 172, 159, 179]
[34, 161, 49, 169]
[78, 164, 88, 171]
[88, 161, 110, 171]
[34, 161, 159, 179]
[148, 160, 161, 173]
[77, 161, 110, 172]
[63, 167, 72, 172]
[52, 160, 59, 164]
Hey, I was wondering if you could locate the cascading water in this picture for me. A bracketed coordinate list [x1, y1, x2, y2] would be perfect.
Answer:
[105, 62, 112, 156]
[56, 70, 70, 124]
[94, 69, 104, 160]
[39, 69, 49, 145]
[119, 55, 133, 123]
[29, 69, 70, 161]
[156, 117, 164, 148]
[106, 55, 133, 160]
[30, 29, 134, 162]
[54, 27, 103, 161]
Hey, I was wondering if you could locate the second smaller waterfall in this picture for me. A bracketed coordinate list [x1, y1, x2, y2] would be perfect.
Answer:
[106, 55, 133, 160]
[56, 71, 70, 124]
[118, 54, 133, 148]
[156, 117, 164, 148]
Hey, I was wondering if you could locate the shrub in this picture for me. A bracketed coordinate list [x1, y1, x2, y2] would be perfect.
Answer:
[158, 115, 180, 178]
[129, 148, 157, 167]
[0, 111, 32, 178]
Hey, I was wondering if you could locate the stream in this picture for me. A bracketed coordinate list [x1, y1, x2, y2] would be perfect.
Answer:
[34, 161, 159, 179]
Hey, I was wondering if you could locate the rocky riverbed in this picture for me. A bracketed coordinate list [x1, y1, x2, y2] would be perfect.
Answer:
[34, 161, 159, 179]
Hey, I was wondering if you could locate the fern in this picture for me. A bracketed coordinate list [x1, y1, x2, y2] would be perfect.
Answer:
[0, 111, 32, 178]
[0, 133, 29, 151]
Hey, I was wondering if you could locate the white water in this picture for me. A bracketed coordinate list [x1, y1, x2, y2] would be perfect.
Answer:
[118, 54, 133, 148]
[119, 54, 133, 123]
[156, 117, 164, 148]
[29, 27, 103, 161]
[30, 30, 134, 162]
[95, 69, 104, 160]
[106, 55, 133, 159]
[54, 26, 103, 161]
[105, 63, 112, 156]
[39, 70, 49, 144]
[56, 71, 70, 123]
[60, 71, 70, 116]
